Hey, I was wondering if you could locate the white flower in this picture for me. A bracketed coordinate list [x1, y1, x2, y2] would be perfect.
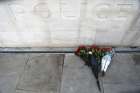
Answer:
[88, 51, 92, 54]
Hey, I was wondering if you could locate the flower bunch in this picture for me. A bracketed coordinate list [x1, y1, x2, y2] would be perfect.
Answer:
[75, 45, 112, 66]
[75, 45, 112, 91]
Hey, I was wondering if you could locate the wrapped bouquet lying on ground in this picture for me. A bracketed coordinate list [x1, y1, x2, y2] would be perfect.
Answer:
[75, 45, 114, 91]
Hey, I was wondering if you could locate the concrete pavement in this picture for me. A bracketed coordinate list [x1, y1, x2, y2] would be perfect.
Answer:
[0, 53, 139, 93]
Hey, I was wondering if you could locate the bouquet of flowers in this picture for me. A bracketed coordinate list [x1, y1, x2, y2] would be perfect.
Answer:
[75, 45, 112, 91]
[75, 45, 112, 67]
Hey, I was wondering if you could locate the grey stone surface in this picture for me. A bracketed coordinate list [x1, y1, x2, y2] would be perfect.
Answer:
[103, 54, 140, 84]
[0, 54, 29, 93]
[61, 54, 100, 93]
[103, 83, 140, 93]
[0, 54, 28, 76]
[16, 90, 37, 93]
[0, 74, 18, 93]
[0, 53, 140, 93]
[102, 54, 140, 93]
[17, 54, 64, 93]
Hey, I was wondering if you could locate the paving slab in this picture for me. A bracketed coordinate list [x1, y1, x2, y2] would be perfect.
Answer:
[0, 54, 29, 93]
[0, 54, 28, 76]
[103, 83, 140, 93]
[61, 54, 100, 93]
[17, 54, 64, 93]
[0, 53, 140, 93]
[102, 54, 140, 93]
[0, 74, 18, 93]
[103, 54, 140, 84]
[16, 90, 37, 93]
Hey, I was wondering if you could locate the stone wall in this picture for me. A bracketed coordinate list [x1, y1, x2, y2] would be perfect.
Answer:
[0, 0, 139, 47]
